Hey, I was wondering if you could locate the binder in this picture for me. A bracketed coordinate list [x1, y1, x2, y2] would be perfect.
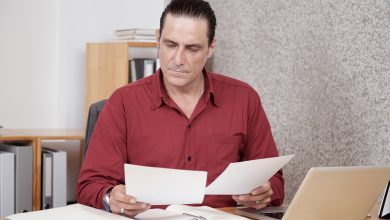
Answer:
[0, 143, 32, 213]
[41, 140, 81, 204]
[42, 148, 67, 209]
[379, 181, 390, 218]
[0, 151, 15, 217]
[129, 58, 156, 81]
[42, 153, 52, 209]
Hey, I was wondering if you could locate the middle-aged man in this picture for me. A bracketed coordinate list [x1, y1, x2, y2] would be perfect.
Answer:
[77, 0, 284, 217]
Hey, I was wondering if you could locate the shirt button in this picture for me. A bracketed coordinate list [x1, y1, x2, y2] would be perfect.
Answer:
[188, 124, 191, 128]
[187, 156, 192, 161]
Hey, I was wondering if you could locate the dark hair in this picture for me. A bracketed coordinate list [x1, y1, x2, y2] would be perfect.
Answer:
[160, 0, 216, 45]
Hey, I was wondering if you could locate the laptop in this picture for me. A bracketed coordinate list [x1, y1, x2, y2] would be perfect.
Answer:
[235, 166, 390, 220]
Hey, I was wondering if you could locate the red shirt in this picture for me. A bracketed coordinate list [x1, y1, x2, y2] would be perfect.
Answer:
[77, 70, 284, 209]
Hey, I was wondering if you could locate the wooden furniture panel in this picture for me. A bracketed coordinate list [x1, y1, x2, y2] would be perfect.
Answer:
[85, 41, 157, 118]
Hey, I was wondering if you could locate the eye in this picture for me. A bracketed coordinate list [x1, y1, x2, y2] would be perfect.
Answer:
[166, 43, 176, 48]
[188, 47, 200, 53]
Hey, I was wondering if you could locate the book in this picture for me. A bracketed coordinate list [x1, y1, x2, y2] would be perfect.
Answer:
[115, 35, 156, 40]
[112, 38, 157, 43]
[113, 35, 156, 43]
[0, 151, 15, 217]
[135, 204, 248, 220]
[114, 28, 156, 37]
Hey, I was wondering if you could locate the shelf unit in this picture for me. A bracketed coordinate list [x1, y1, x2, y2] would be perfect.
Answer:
[0, 129, 84, 211]
[85, 41, 157, 117]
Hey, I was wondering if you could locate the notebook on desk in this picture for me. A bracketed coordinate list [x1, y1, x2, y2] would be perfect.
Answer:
[235, 166, 390, 220]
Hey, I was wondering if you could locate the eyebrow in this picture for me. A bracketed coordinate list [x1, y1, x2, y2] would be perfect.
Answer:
[162, 38, 203, 49]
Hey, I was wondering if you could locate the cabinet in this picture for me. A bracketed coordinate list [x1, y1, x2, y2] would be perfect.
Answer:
[85, 42, 157, 116]
[0, 129, 84, 211]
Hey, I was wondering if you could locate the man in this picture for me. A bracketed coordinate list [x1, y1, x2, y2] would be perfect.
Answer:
[77, 0, 284, 217]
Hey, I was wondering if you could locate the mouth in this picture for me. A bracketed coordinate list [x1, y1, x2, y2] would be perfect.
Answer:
[168, 68, 188, 76]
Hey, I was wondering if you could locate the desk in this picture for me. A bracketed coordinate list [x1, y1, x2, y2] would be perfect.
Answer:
[0, 129, 84, 211]
[219, 204, 381, 220]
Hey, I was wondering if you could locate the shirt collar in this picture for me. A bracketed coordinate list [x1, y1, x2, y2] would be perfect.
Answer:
[151, 68, 220, 110]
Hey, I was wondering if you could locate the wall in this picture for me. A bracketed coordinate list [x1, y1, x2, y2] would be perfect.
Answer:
[208, 0, 390, 202]
[57, 0, 164, 129]
[0, 0, 165, 129]
[0, 0, 60, 128]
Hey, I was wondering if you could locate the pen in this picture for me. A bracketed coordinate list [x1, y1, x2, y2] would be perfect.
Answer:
[183, 212, 208, 220]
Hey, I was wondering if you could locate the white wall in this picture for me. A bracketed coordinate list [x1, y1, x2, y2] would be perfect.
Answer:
[0, 0, 60, 128]
[0, 0, 165, 129]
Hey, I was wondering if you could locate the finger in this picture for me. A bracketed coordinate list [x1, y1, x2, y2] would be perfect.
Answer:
[240, 197, 271, 210]
[111, 185, 136, 204]
[252, 201, 268, 210]
[243, 196, 272, 206]
[236, 189, 273, 203]
[122, 203, 151, 217]
[111, 202, 149, 213]
[251, 182, 271, 195]
[108, 185, 147, 215]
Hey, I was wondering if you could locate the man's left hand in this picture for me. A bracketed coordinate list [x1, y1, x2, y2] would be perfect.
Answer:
[232, 181, 273, 210]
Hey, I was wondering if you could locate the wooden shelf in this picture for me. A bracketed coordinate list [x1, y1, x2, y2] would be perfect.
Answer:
[85, 41, 157, 118]
[0, 129, 84, 211]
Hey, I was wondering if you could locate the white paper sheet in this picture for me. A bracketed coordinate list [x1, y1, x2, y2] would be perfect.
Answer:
[124, 164, 207, 205]
[206, 155, 294, 195]
[7, 204, 129, 220]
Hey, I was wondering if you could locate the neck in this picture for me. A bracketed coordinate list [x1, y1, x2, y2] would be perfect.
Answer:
[164, 74, 205, 119]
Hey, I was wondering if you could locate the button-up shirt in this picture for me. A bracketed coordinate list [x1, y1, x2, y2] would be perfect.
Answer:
[77, 69, 284, 209]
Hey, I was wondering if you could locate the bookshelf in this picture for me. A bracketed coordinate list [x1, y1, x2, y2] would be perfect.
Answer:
[0, 129, 84, 211]
[85, 41, 158, 118]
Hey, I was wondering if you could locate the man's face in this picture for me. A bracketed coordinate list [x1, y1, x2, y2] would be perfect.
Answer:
[156, 14, 216, 90]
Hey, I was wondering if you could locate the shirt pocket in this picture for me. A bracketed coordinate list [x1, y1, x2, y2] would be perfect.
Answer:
[197, 134, 242, 183]
[209, 135, 242, 163]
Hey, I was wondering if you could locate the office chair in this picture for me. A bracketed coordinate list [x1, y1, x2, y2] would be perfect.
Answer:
[83, 99, 107, 159]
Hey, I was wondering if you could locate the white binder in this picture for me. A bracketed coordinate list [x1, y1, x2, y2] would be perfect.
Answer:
[0, 143, 32, 213]
[0, 151, 15, 217]
[379, 181, 390, 218]
[42, 148, 67, 209]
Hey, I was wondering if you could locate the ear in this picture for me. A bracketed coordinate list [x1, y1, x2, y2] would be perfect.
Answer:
[156, 29, 161, 46]
[207, 38, 217, 59]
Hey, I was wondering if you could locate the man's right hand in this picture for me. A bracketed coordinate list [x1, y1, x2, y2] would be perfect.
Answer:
[109, 184, 151, 217]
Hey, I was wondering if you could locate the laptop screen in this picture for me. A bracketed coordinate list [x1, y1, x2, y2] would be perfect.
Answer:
[235, 166, 390, 220]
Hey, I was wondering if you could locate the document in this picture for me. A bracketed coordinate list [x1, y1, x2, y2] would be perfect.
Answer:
[125, 164, 207, 205]
[135, 204, 248, 220]
[206, 155, 294, 195]
[124, 155, 294, 205]
[6, 204, 128, 220]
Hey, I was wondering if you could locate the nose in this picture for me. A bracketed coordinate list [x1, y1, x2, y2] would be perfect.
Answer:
[173, 47, 185, 66]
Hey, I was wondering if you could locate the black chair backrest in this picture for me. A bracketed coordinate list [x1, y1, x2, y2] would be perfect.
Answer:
[84, 99, 107, 159]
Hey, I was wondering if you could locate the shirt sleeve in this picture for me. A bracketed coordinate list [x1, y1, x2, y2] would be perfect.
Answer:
[242, 88, 284, 206]
[76, 90, 128, 209]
